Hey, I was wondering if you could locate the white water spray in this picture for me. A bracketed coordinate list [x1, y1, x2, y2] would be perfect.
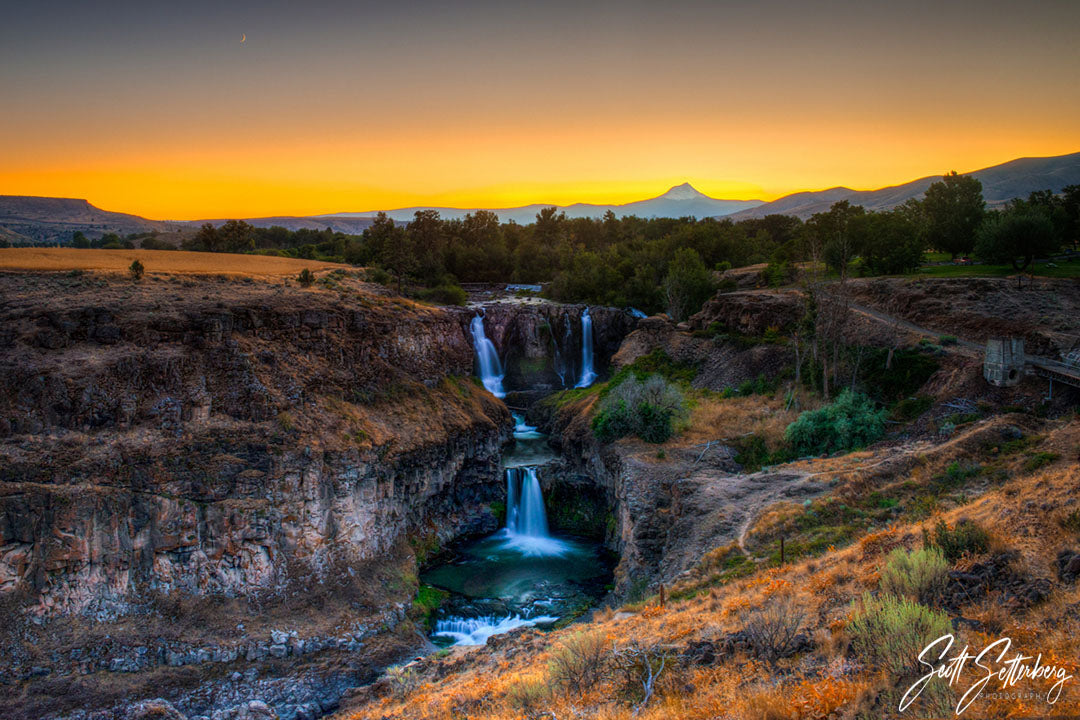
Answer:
[575, 307, 597, 388]
[432, 613, 559, 646]
[502, 466, 566, 556]
[470, 314, 505, 398]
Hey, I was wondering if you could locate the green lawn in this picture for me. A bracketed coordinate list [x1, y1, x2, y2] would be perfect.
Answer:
[910, 259, 1080, 279]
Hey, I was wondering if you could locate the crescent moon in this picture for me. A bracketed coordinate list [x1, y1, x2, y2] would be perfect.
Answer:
[241, 33, 246, 43]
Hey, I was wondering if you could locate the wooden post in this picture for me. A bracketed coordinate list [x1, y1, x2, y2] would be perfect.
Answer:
[780, 536, 785, 566]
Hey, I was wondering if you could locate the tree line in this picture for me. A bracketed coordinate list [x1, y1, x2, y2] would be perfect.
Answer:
[68, 175, 1080, 319]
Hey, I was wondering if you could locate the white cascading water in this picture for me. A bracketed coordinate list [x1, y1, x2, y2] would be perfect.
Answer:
[575, 307, 597, 388]
[627, 307, 647, 319]
[432, 613, 559, 646]
[501, 466, 566, 556]
[470, 314, 505, 398]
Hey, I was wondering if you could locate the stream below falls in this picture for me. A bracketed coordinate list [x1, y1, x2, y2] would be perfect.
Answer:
[421, 413, 612, 646]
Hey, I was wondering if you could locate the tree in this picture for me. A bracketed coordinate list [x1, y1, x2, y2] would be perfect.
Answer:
[975, 210, 1058, 273]
[662, 248, 714, 322]
[807, 201, 864, 275]
[217, 220, 256, 253]
[297, 268, 314, 287]
[921, 172, 985, 258]
[71, 231, 90, 248]
[851, 210, 924, 275]
[185, 223, 220, 252]
[128, 259, 145, 281]
[1061, 185, 1080, 250]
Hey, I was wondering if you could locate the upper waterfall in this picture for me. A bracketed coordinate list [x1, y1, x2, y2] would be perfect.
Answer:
[470, 314, 506, 398]
[575, 307, 597, 388]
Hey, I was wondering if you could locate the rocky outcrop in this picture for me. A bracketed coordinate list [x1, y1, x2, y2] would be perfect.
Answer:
[689, 289, 804, 338]
[0, 273, 512, 719]
[613, 316, 793, 391]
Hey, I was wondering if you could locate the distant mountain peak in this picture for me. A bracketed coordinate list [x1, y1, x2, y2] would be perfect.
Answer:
[659, 182, 708, 201]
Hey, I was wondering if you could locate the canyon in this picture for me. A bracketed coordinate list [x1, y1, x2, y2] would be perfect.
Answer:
[3, 267, 1077, 720]
[0, 270, 655, 719]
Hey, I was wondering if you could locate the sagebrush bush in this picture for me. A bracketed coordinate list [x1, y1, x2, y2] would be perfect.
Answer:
[548, 631, 610, 694]
[609, 642, 683, 706]
[879, 547, 948, 604]
[848, 594, 951, 677]
[505, 676, 551, 712]
[784, 389, 886, 456]
[927, 519, 989, 561]
[592, 374, 687, 444]
[737, 597, 807, 668]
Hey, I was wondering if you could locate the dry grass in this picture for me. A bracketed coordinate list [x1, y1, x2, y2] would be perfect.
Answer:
[0, 247, 350, 278]
[339, 416, 1080, 720]
[677, 389, 813, 450]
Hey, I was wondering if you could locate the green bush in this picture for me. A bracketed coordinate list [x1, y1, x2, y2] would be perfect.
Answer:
[298, 268, 315, 287]
[128, 259, 145, 281]
[927, 519, 989, 561]
[411, 584, 448, 626]
[879, 547, 948, 604]
[1024, 451, 1060, 472]
[848, 594, 952, 677]
[892, 395, 933, 422]
[784, 390, 886, 456]
[592, 399, 636, 442]
[417, 283, 467, 306]
[592, 374, 687, 444]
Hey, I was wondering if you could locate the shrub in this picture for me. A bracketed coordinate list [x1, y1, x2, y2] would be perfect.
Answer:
[298, 268, 315, 287]
[1059, 509, 1080, 535]
[410, 584, 448, 626]
[128, 259, 145, 281]
[879, 547, 948, 604]
[939, 334, 958, 346]
[609, 642, 682, 707]
[592, 374, 687, 444]
[892, 395, 933, 422]
[737, 597, 807, 668]
[927, 519, 989, 561]
[383, 665, 419, 699]
[417, 283, 467, 306]
[548, 631, 610, 694]
[848, 594, 952, 677]
[931, 461, 982, 490]
[784, 390, 886, 457]
[1024, 451, 1060, 472]
[505, 676, 552, 712]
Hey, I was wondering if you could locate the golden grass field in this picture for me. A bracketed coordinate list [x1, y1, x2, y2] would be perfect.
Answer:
[0, 247, 350, 278]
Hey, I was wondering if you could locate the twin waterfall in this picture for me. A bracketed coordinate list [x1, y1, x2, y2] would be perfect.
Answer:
[471, 308, 595, 393]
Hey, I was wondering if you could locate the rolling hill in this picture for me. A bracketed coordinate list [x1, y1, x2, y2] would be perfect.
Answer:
[0, 196, 174, 244]
[727, 151, 1080, 220]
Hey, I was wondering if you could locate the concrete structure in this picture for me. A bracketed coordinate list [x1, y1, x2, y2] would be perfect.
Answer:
[984, 338, 1025, 387]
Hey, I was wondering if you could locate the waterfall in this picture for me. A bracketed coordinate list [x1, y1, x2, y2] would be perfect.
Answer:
[575, 307, 597, 388]
[432, 613, 559, 646]
[470, 314, 505, 398]
[502, 466, 566, 556]
[627, 307, 647, 319]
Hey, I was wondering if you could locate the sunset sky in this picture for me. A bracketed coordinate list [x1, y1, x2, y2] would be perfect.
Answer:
[1, 0, 1078, 220]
